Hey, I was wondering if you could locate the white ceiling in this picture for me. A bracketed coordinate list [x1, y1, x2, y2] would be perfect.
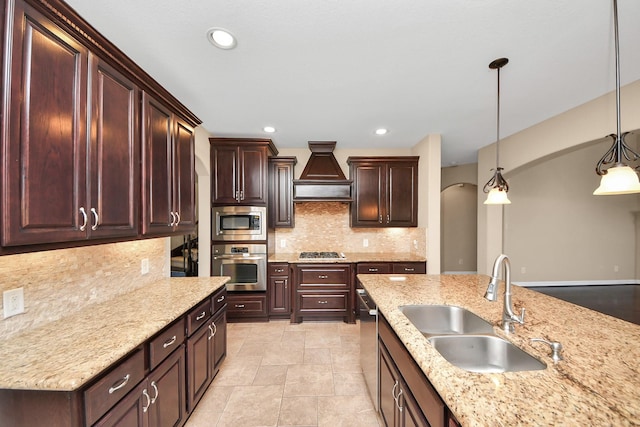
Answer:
[64, 0, 640, 166]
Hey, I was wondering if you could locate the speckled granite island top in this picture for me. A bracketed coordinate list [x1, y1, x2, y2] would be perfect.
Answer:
[357, 274, 640, 426]
[269, 252, 426, 263]
[0, 277, 228, 392]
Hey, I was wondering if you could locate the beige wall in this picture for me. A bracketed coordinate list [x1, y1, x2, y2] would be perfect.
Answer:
[441, 184, 478, 272]
[194, 126, 211, 276]
[478, 79, 640, 280]
[442, 163, 478, 190]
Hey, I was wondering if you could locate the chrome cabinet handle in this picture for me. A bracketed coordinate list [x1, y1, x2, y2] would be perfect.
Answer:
[196, 311, 206, 321]
[175, 211, 180, 225]
[208, 324, 214, 340]
[235, 304, 245, 308]
[318, 300, 328, 304]
[79, 207, 88, 231]
[379, 215, 382, 224]
[150, 381, 159, 404]
[387, 214, 390, 223]
[169, 211, 176, 226]
[212, 322, 217, 337]
[142, 389, 151, 412]
[318, 275, 328, 279]
[217, 295, 225, 303]
[396, 388, 404, 412]
[239, 190, 244, 201]
[163, 335, 177, 348]
[391, 380, 399, 401]
[368, 268, 378, 272]
[235, 190, 240, 202]
[108, 374, 130, 394]
[404, 268, 415, 272]
[90, 208, 99, 230]
[275, 268, 284, 273]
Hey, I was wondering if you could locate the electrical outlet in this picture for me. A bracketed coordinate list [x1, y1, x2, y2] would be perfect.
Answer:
[614, 265, 619, 273]
[521, 266, 527, 274]
[280, 239, 286, 248]
[3, 287, 25, 318]
[141, 258, 150, 275]
[458, 258, 464, 265]
[363, 238, 369, 247]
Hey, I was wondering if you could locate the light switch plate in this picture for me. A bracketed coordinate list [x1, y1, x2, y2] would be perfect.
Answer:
[3, 287, 25, 318]
[141, 258, 150, 275]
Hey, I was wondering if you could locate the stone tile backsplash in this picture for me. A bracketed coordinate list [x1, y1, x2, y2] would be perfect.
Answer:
[0, 238, 167, 339]
[274, 202, 426, 255]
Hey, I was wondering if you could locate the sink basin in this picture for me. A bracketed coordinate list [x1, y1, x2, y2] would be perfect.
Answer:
[427, 335, 547, 373]
[398, 305, 495, 337]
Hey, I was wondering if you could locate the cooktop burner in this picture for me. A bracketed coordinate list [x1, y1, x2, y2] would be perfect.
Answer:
[299, 251, 344, 259]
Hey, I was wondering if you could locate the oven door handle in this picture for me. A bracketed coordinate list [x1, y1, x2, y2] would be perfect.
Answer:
[213, 255, 265, 260]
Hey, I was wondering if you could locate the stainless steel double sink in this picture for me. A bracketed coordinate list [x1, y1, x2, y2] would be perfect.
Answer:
[398, 305, 546, 373]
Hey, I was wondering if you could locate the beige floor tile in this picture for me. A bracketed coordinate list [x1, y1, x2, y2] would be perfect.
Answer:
[284, 364, 335, 397]
[253, 365, 289, 385]
[262, 342, 305, 365]
[317, 395, 380, 427]
[217, 384, 284, 427]
[331, 347, 362, 373]
[213, 355, 261, 386]
[304, 331, 343, 349]
[303, 347, 332, 365]
[333, 372, 367, 396]
[278, 396, 318, 426]
[282, 330, 306, 345]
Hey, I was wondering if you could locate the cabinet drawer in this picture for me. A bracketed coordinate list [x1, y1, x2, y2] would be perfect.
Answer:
[149, 318, 185, 370]
[357, 263, 392, 274]
[268, 263, 289, 276]
[392, 262, 426, 274]
[84, 348, 145, 426]
[299, 293, 348, 312]
[187, 298, 212, 336]
[227, 294, 267, 316]
[297, 265, 350, 288]
[212, 287, 228, 314]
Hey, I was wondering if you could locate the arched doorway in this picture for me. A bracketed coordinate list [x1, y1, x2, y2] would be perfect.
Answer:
[441, 183, 478, 273]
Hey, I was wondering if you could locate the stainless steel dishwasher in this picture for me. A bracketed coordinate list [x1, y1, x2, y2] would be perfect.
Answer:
[357, 287, 378, 411]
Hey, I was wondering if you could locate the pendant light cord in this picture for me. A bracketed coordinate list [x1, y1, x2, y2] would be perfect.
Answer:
[496, 65, 501, 168]
[613, 0, 622, 163]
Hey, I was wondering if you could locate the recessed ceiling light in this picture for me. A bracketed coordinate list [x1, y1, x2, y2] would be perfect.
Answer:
[206, 27, 237, 49]
[375, 128, 388, 135]
[263, 126, 276, 133]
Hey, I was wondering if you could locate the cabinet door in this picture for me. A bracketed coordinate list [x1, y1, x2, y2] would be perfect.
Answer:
[379, 342, 400, 427]
[172, 118, 196, 233]
[211, 145, 239, 205]
[211, 309, 227, 373]
[142, 92, 173, 235]
[89, 56, 139, 239]
[186, 323, 212, 412]
[350, 163, 384, 227]
[399, 382, 429, 427]
[269, 158, 295, 228]
[238, 145, 268, 205]
[386, 161, 418, 227]
[147, 347, 186, 427]
[93, 380, 148, 427]
[269, 276, 291, 315]
[2, 2, 88, 246]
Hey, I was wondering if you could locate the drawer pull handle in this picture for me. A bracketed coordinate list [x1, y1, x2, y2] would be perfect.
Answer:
[404, 268, 415, 272]
[217, 295, 225, 302]
[208, 324, 214, 340]
[142, 389, 151, 412]
[163, 335, 177, 348]
[196, 311, 206, 321]
[108, 374, 130, 394]
[235, 304, 245, 308]
[275, 268, 284, 273]
[368, 268, 378, 272]
[318, 300, 328, 304]
[318, 275, 328, 279]
[79, 207, 88, 231]
[212, 322, 217, 337]
[90, 208, 99, 231]
[150, 381, 159, 404]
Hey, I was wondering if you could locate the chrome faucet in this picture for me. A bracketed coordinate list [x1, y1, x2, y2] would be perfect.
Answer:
[485, 254, 525, 333]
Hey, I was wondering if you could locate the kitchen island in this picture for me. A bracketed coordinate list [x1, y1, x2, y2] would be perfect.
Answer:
[358, 273, 640, 426]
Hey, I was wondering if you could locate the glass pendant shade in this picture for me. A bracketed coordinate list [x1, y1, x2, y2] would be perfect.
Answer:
[484, 188, 511, 205]
[593, 164, 640, 195]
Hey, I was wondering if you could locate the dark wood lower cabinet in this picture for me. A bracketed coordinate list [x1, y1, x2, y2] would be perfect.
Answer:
[227, 292, 268, 321]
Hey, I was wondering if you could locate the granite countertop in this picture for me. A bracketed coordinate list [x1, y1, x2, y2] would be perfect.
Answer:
[268, 252, 427, 264]
[0, 277, 228, 392]
[357, 274, 640, 426]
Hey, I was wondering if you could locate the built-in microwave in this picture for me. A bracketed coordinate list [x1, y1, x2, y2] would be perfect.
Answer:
[213, 206, 266, 241]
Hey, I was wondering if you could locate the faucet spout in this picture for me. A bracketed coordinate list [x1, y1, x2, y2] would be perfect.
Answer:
[485, 254, 525, 333]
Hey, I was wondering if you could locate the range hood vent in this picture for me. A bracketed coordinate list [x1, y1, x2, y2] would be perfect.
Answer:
[293, 141, 353, 202]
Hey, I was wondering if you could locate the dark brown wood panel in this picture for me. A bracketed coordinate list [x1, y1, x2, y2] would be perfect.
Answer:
[141, 92, 173, 235]
[299, 293, 348, 311]
[173, 118, 196, 233]
[2, 2, 88, 245]
[239, 145, 268, 205]
[211, 144, 239, 205]
[357, 263, 393, 274]
[391, 262, 426, 274]
[89, 56, 139, 238]
[268, 157, 296, 228]
[351, 164, 384, 226]
[93, 380, 147, 427]
[186, 322, 212, 412]
[148, 346, 186, 427]
[387, 161, 418, 227]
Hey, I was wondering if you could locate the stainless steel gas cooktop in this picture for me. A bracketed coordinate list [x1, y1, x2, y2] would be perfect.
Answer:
[299, 251, 345, 260]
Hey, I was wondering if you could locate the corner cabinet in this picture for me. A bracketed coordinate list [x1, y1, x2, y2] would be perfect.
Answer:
[268, 157, 296, 228]
[210, 138, 277, 206]
[347, 157, 419, 228]
[142, 93, 196, 236]
[1, 1, 139, 246]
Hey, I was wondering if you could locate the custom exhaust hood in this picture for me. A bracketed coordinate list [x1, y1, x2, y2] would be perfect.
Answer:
[293, 141, 353, 202]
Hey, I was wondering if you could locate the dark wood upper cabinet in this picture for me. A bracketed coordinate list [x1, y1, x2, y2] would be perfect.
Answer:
[348, 157, 419, 228]
[268, 157, 296, 228]
[1, 1, 138, 246]
[142, 93, 195, 236]
[210, 138, 277, 206]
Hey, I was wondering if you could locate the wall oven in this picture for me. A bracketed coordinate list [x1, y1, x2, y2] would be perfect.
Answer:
[213, 206, 266, 241]
[212, 244, 267, 291]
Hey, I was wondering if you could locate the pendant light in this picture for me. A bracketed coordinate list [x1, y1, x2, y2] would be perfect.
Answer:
[483, 57, 511, 205]
[593, 0, 640, 195]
